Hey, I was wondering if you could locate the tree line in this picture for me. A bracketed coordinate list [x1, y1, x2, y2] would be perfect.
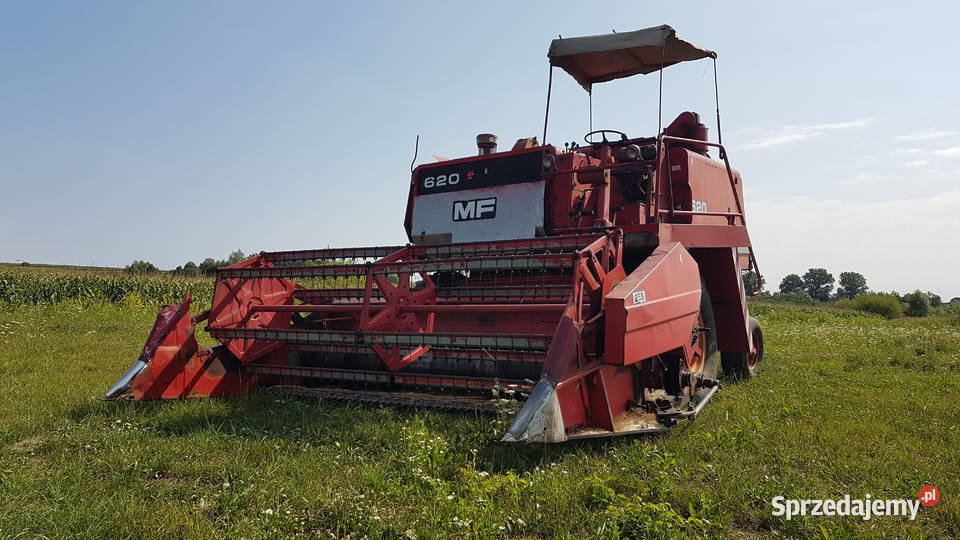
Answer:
[125, 249, 249, 277]
[745, 268, 957, 318]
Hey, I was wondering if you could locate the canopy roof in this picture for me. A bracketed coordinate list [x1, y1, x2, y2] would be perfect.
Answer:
[548, 25, 716, 91]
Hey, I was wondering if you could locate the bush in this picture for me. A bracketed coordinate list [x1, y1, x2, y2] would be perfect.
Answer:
[934, 301, 960, 316]
[904, 290, 931, 317]
[836, 294, 904, 319]
[767, 291, 815, 305]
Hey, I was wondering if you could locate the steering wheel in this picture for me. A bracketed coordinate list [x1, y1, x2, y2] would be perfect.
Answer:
[584, 130, 628, 145]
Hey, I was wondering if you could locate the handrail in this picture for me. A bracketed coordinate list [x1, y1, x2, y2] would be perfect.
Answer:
[657, 209, 742, 217]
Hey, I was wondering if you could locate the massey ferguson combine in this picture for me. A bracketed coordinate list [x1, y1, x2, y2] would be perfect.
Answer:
[105, 25, 764, 443]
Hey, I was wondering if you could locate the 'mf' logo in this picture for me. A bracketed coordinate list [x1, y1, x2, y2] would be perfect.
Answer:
[452, 197, 497, 222]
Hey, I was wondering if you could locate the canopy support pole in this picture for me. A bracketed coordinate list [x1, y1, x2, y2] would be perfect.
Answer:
[543, 65, 554, 145]
[656, 45, 665, 138]
[713, 58, 722, 145]
[588, 90, 593, 133]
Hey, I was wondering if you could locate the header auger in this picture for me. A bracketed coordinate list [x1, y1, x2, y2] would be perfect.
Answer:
[105, 25, 764, 443]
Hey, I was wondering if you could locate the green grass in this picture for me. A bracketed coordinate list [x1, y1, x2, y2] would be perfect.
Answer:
[1, 301, 958, 538]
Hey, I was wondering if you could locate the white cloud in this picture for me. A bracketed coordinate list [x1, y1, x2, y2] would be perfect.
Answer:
[747, 191, 960, 298]
[805, 118, 878, 131]
[894, 129, 959, 141]
[742, 133, 811, 149]
[891, 148, 925, 156]
[904, 160, 930, 167]
[931, 146, 960, 157]
[841, 172, 889, 185]
[739, 117, 876, 150]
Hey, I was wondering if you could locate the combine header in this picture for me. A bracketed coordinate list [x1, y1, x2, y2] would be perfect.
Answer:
[106, 25, 764, 443]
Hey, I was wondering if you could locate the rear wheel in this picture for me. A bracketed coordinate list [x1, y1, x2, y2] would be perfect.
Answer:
[722, 317, 763, 379]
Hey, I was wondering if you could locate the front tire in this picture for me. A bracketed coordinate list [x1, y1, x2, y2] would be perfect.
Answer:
[689, 280, 720, 380]
[721, 317, 763, 379]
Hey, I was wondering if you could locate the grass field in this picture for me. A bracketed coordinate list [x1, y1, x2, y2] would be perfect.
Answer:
[1, 299, 958, 538]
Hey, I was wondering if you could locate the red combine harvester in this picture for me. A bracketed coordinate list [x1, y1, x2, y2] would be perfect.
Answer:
[106, 25, 764, 443]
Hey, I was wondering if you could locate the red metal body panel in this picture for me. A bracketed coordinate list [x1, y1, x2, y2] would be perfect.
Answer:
[662, 148, 745, 226]
[604, 243, 701, 365]
[693, 247, 751, 352]
[125, 297, 251, 399]
[209, 256, 298, 361]
[658, 224, 752, 248]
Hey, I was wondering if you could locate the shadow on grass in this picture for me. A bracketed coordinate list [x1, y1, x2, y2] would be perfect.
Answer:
[68, 390, 666, 475]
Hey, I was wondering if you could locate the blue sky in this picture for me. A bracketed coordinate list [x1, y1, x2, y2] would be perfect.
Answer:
[2, 1, 958, 297]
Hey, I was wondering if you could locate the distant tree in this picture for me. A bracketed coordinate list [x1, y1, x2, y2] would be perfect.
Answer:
[836, 271, 868, 299]
[125, 260, 159, 274]
[779, 274, 805, 295]
[926, 292, 942, 307]
[182, 261, 200, 277]
[742, 271, 759, 294]
[226, 249, 247, 265]
[802, 268, 834, 302]
[904, 290, 930, 317]
[19, 261, 29, 266]
[192, 251, 255, 276]
[950, 297, 960, 305]
[199, 258, 219, 275]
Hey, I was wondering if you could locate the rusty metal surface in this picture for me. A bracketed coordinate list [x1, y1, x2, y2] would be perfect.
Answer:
[218, 253, 577, 279]
[246, 363, 535, 391]
[295, 284, 572, 305]
[281, 344, 546, 364]
[208, 327, 553, 351]
[262, 246, 406, 263]
[260, 234, 601, 264]
[250, 303, 566, 315]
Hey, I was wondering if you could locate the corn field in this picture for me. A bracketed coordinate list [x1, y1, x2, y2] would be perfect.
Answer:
[0, 271, 213, 307]
[0, 267, 367, 307]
